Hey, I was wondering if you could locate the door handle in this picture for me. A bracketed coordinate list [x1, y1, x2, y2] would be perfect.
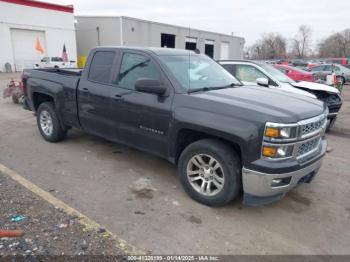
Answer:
[113, 94, 124, 101]
[81, 87, 89, 93]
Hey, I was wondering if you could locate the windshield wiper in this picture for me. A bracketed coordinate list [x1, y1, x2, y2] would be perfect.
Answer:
[188, 82, 241, 94]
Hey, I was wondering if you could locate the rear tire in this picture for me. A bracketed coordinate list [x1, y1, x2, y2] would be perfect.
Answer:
[177, 139, 241, 206]
[36, 102, 67, 142]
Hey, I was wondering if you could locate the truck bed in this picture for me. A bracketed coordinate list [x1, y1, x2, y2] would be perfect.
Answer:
[24, 68, 83, 128]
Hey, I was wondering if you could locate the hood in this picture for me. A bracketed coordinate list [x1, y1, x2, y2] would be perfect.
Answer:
[189, 86, 325, 123]
[277, 83, 317, 98]
[290, 81, 340, 94]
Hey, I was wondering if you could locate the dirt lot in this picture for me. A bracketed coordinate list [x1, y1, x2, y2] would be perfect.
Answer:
[0, 171, 126, 257]
[0, 72, 350, 255]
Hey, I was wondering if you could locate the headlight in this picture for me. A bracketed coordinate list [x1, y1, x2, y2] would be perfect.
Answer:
[262, 144, 294, 159]
[264, 123, 298, 141]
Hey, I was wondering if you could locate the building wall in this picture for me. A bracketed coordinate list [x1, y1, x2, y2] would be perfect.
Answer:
[75, 16, 245, 61]
[121, 17, 245, 60]
[75, 16, 122, 59]
[0, 0, 77, 71]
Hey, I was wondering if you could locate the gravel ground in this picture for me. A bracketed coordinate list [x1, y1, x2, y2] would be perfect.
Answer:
[0, 172, 127, 259]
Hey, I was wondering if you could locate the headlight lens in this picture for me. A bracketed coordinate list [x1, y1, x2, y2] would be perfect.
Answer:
[264, 124, 298, 141]
[262, 145, 294, 158]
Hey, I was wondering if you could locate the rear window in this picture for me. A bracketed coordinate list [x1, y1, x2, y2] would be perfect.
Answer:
[88, 51, 115, 84]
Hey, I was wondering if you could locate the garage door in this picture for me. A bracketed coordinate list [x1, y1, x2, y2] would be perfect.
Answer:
[11, 29, 46, 71]
[220, 42, 230, 60]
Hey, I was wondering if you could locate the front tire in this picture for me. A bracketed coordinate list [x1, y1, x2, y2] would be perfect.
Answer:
[36, 102, 67, 142]
[326, 118, 336, 132]
[178, 139, 242, 206]
[12, 93, 19, 104]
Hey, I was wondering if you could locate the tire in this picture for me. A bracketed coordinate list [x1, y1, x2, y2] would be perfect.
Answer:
[177, 139, 242, 207]
[12, 93, 19, 104]
[36, 102, 67, 142]
[326, 118, 336, 132]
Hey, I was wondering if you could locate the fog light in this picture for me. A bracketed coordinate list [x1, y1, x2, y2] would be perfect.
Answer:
[271, 177, 291, 187]
[272, 179, 283, 184]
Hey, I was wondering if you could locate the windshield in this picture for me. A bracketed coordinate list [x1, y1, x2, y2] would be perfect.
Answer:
[260, 64, 295, 83]
[159, 54, 241, 92]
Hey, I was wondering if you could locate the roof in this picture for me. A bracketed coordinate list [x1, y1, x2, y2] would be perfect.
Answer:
[218, 59, 261, 64]
[0, 0, 74, 13]
[76, 15, 245, 41]
[98, 46, 196, 56]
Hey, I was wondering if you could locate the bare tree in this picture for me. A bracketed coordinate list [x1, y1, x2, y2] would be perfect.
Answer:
[247, 33, 287, 60]
[318, 29, 350, 57]
[291, 25, 312, 58]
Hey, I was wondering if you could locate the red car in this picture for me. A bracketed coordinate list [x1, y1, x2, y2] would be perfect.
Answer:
[273, 64, 315, 82]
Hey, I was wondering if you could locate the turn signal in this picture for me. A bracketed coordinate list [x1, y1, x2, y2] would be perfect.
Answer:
[265, 127, 280, 138]
[262, 146, 277, 157]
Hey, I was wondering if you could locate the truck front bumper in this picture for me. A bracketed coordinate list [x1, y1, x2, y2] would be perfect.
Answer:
[242, 139, 327, 206]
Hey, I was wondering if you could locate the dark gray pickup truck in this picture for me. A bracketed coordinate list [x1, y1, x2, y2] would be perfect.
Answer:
[22, 47, 328, 206]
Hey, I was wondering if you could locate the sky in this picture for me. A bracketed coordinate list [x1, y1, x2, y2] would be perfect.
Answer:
[46, 0, 350, 48]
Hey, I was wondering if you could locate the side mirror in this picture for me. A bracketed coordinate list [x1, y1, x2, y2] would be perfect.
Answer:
[135, 78, 167, 95]
[256, 78, 269, 87]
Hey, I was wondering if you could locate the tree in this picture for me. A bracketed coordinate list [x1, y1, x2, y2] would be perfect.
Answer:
[291, 25, 312, 58]
[247, 33, 287, 60]
[318, 29, 350, 57]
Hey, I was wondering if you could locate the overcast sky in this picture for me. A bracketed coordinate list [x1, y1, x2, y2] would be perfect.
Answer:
[47, 0, 350, 48]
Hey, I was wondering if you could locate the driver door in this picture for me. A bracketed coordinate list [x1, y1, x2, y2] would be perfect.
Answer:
[110, 51, 174, 156]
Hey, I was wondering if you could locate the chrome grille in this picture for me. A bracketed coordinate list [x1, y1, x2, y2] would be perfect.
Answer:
[297, 137, 320, 157]
[300, 117, 326, 137]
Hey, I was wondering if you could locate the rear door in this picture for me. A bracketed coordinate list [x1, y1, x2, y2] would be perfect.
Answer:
[310, 65, 326, 80]
[110, 51, 174, 156]
[77, 50, 119, 138]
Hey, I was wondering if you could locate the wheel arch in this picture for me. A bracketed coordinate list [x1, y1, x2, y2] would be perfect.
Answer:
[172, 127, 243, 165]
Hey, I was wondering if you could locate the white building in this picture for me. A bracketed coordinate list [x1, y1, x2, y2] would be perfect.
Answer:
[0, 0, 77, 72]
[75, 16, 245, 63]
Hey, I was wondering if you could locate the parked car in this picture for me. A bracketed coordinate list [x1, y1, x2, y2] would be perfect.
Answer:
[34, 57, 76, 69]
[308, 64, 350, 85]
[22, 47, 328, 207]
[219, 60, 342, 131]
[274, 64, 316, 82]
[325, 58, 349, 65]
[289, 59, 308, 67]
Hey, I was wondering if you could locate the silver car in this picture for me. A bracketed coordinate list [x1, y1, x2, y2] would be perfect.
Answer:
[309, 64, 350, 84]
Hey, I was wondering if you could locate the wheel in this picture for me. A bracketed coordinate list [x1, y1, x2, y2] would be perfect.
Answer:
[36, 102, 67, 142]
[54, 65, 59, 69]
[177, 139, 241, 206]
[12, 93, 19, 104]
[336, 76, 345, 85]
[18, 93, 25, 104]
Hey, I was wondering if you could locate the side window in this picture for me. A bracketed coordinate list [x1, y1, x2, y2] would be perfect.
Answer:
[324, 65, 333, 71]
[88, 51, 115, 84]
[235, 65, 266, 83]
[276, 67, 287, 74]
[221, 64, 233, 74]
[118, 53, 160, 90]
[311, 66, 324, 72]
[333, 66, 340, 72]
